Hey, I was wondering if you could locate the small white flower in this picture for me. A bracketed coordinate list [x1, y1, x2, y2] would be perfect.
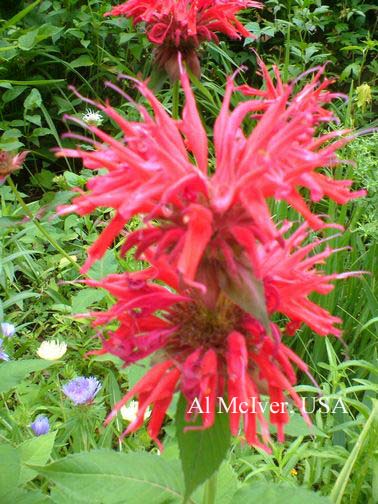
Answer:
[120, 400, 151, 423]
[82, 108, 103, 127]
[37, 340, 67, 361]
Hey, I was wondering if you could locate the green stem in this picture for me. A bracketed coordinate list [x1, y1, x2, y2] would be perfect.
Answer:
[172, 80, 180, 119]
[7, 177, 80, 271]
[202, 472, 217, 504]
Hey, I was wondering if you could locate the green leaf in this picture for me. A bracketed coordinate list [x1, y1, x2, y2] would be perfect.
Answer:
[3, 488, 50, 503]
[2, 291, 40, 309]
[0, 444, 21, 499]
[33, 449, 187, 504]
[281, 412, 326, 438]
[0, 128, 24, 150]
[0, 139, 24, 150]
[18, 431, 57, 484]
[71, 288, 106, 314]
[25, 114, 41, 126]
[2, 86, 26, 103]
[192, 462, 240, 504]
[176, 394, 231, 499]
[231, 482, 331, 504]
[0, 360, 55, 394]
[0, 216, 24, 227]
[1, 0, 43, 32]
[127, 356, 151, 387]
[87, 250, 118, 280]
[0, 79, 65, 86]
[119, 33, 137, 44]
[70, 55, 94, 68]
[24, 88, 42, 110]
[18, 29, 39, 51]
[32, 168, 54, 189]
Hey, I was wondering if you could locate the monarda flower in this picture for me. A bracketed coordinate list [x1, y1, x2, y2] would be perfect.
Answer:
[57, 59, 364, 282]
[0, 150, 28, 185]
[82, 221, 358, 450]
[105, 0, 261, 79]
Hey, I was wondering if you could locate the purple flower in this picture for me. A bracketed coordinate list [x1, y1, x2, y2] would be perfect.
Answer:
[1, 322, 15, 338]
[62, 377, 101, 405]
[0, 338, 9, 361]
[30, 416, 50, 436]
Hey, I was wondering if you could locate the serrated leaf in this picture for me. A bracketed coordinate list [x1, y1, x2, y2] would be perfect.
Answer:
[0, 359, 55, 393]
[231, 482, 331, 504]
[176, 394, 231, 499]
[33, 449, 187, 504]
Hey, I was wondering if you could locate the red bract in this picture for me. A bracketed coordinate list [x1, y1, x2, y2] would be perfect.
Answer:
[105, 0, 261, 79]
[82, 222, 356, 449]
[57, 60, 364, 283]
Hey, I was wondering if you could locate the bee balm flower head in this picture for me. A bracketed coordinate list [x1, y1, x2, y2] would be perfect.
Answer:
[0, 150, 28, 185]
[86, 219, 359, 450]
[57, 58, 364, 281]
[105, 0, 262, 79]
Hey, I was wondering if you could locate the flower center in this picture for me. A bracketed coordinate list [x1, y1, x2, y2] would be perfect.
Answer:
[166, 294, 245, 355]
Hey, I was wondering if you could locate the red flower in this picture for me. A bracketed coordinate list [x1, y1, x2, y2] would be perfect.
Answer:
[57, 60, 364, 283]
[57, 61, 365, 448]
[105, 0, 261, 79]
[0, 150, 28, 185]
[84, 222, 356, 449]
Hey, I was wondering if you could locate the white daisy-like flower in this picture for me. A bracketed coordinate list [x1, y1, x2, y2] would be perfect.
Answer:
[82, 108, 103, 126]
[120, 400, 151, 423]
[37, 340, 67, 361]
